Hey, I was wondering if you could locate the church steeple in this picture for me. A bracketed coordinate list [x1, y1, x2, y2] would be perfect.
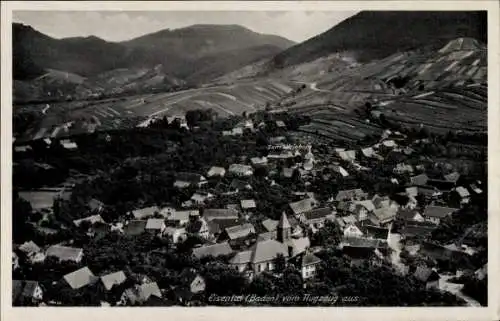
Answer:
[277, 212, 291, 243]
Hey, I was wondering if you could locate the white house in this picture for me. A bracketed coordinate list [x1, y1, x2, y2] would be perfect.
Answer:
[228, 164, 254, 177]
[343, 223, 364, 238]
[300, 252, 322, 280]
[207, 166, 226, 177]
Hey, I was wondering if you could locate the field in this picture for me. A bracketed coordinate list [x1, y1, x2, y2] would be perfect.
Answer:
[14, 79, 297, 142]
[378, 84, 487, 134]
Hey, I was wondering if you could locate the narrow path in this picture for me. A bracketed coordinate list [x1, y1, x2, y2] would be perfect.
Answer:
[439, 275, 482, 307]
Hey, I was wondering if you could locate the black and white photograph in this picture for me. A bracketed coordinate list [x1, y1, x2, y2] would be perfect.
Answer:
[2, 1, 497, 316]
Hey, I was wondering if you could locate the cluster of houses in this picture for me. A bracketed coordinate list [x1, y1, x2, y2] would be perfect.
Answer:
[13, 117, 486, 306]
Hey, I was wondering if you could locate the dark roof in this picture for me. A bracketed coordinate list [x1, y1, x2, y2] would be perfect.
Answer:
[423, 206, 458, 218]
[186, 219, 203, 233]
[361, 225, 389, 240]
[410, 174, 429, 186]
[400, 224, 436, 238]
[210, 218, 243, 230]
[397, 209, 421, 221]
[229, 179, 252, 191]
[414, 266, 440, 282]
[203, 208, 239, 221]
[418, 186, 441, 197]
[22, 280, 40, 297]
[303, 207, 333, 221]
[444, 171, 460, 183]
[342, 246, 376, 259]
[176, 172, 205, 182]
[426, 179, 455, 191]
[124, 220, 147, 236]
[419, 241, 466, 261]
[301, 252, 322, 267]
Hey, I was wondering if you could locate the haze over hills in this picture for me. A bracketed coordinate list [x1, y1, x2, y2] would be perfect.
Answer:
[13, 23, 295, 102]
[12, 11, 487, 145]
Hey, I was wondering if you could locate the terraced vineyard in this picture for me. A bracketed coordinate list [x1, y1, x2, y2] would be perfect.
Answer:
[277, 38, 487, 141]
[14, 79, 297, 142]
[378, 84, 487, 134]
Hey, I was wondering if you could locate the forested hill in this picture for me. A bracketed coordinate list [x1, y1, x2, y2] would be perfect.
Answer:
[270, 11, 487, 68]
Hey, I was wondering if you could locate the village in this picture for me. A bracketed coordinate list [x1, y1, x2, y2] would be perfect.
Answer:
[12, 109, 487, 307]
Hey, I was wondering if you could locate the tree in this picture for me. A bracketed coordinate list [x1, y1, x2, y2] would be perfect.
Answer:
[274, 254, 286, 273]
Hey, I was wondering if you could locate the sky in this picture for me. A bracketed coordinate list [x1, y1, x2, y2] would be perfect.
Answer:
[13, 11, 358, 43]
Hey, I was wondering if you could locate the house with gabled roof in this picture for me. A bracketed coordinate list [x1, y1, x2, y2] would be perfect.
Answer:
[298, 251, 322, 280]
[262, 219, 279, 232]
[100, 271, 127, 291]
[131, 206, 160, 219]
[286, 237, 311, 258]
[410, 173, 429, 186]
[369, 206, 397, 226]
[12, 280, 43, 306]
[289, 198, 315, 217]
[203, 208, 239, 221]
[119, 282, 162, 306]
[207, 166, 226, 178]
[371, 195, 391, 209]
[166, 210, 197, 226]
[337, 150, 356, 162]
[360, 225, 390, 242]
[300, 207, 335, 229]
[18, 241, 42, 256]
[145, 218, 166, 235]
[340, 239, 387, 267]
[178, 268, 206, 297]
[275, 120, 286, 128]
[123, 220, 147, 236]
[393, 163, 414, 175]
[444, 171, 461, 185]
[63, 267, 97, 290]
[219, 223, 256, 242]
[46, 245, 83, 263]
[228, 164, 253, 177]
[240, 199, 257, 210]
[229, 250, 253, 274]
[192, 242, 233, 260]
[397, 209, 425, 222]
[248, 239, 289, 274]
[343, 222, 364, 238]
[453, 186, 471, 204]
[422, 206, 458, 225]
[400, 222, 436, 240]
[335, 189, 367, 202]
[164, 226, 187, 244]
[73, 214, 105, 227]
[250, 157, 268, 167]
[174, 172, 207, 188]
[227, 179, 253, 193]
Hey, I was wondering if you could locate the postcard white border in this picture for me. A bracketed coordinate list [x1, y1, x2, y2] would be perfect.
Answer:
[1, 1, 499, 321]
